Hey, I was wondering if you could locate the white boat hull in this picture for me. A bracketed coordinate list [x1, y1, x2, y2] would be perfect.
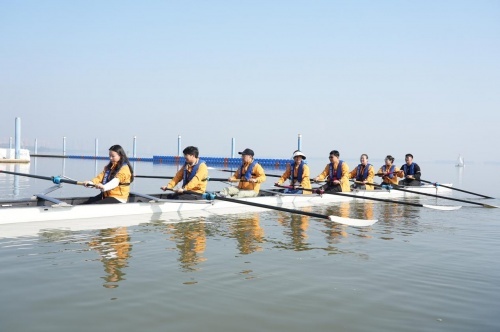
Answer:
[0, 192, 351, 225]
[0, 183, 452, 226]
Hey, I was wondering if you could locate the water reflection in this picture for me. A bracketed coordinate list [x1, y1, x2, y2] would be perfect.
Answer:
[351, 201, 374, 239]
[321, 202, 351, 244]
[13, 164, 20, 196]
[164, 221, 207, 272]
[0, 163, 30, 197]
[374, 198, 425, 240]
[275, 209, 310, 251]
[88, 227, 132, 288]
[0, 194, 437, 278]
[227, 213, 264, 254]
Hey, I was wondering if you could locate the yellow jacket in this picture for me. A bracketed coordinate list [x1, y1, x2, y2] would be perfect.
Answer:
[377, 165, 402, 186]
[349, 164, 375, 190]
[230, 161, 266, 193]
[92, 163, 132, 201]
[316, 161, 351, 192]
[277, 162, 312, 194]
[167, 160, 208, 193]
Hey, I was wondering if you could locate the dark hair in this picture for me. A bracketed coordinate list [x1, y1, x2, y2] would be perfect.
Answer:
[329, 150, 340, 157]
[106, 144, 134, 182]
[183, 146, 199, 158]
[405, 153, 414, 159]
[361, 153, 369, 159]
[385, 155, 395, 163]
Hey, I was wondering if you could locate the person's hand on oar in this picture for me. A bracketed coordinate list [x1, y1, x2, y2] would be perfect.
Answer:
[83, 181, 96, 188]
[160, 185, 172, 192]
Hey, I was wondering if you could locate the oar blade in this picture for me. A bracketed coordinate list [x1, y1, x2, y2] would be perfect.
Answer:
[482, 203, 499, 208]
[422, 204, 462, 211]
[328, 215, 378, 227]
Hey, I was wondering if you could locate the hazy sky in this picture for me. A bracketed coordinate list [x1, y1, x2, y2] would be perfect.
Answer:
[1, 1, 499, 163]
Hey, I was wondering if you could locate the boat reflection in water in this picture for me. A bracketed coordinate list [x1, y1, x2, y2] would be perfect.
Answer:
[320, 202, 351, 246]
[165, 221, 207, 272]
[276, 209, 311, 251]
[228, 212, 264, 255]
[88, 227, 132, 289]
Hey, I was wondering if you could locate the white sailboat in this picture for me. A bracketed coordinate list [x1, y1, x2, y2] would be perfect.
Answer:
[455, 154, 465, 167]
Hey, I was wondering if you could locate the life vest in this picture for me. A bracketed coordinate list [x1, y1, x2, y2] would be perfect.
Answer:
[355, 163, 372, 181]
[402, 163, 418, 176]
[182, 160, 205, 187]
[289, 161, 304, 183]
[382, 165, 396, 178]
[102, 163, 130, 186]
[328, 161, 343, 184]
[240, 161, 258, 181]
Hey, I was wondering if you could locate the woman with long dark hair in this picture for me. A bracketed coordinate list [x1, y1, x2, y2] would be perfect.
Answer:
[84, 144, 134, 204]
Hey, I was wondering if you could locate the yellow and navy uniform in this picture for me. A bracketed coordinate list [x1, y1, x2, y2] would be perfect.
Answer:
[167, 160, 208, 194]
[230, 161, 266, 193]
[349, 164, 375, 190]
[276, 162, 312, 195]
[316, 161, 351, 192]
[92, 163, 132, 201]
[377, 165, 403, 186]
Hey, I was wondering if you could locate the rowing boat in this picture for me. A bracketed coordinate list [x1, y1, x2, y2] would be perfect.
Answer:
[0, 181, 459, 225]
[0, 185, 353, 225]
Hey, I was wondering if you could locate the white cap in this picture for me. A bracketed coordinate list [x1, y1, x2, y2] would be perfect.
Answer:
[292, 151, 306, 160]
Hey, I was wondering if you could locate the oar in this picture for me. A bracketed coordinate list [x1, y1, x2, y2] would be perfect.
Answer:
[164, 188, 377, 227]
[276, 185, 461, 211]
[419, 179, 494, 199]
[355, 181, 498, 208]
[203, 177, 249, 182]
[0, 170, 89, 186]
[135, 175, 174, 180]
[135, 175, 246, 182]
[217, 169, 282, 178]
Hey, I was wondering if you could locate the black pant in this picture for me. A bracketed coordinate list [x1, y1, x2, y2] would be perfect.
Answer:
[166, 193, 201, 200]
[399, 179, 421, 186]
[351, 183, 366, 190]
[83, 194, 122, 204]
[323, 184, 342, 193]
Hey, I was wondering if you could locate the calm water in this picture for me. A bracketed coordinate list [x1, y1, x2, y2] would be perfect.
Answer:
[1, 157, 499, 332]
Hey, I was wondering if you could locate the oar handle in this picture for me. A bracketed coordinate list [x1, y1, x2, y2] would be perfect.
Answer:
[135, 175, 174, 180]
[275, 184, 324, 195]
[136, 174, 253, 182]
[375, 171, 398, 176]
[219, 169, 282, 178]
[204, 177, 249, 182]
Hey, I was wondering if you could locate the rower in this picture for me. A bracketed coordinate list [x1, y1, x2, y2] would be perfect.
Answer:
[349, 153, 375, 190]
[399, 153, 422, 186]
